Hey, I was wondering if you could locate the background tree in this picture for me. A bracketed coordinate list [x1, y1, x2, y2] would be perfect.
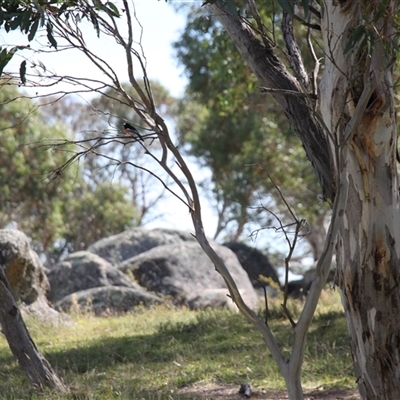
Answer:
[0, 1, 179, 267]
[38, 80, 176, 223]
[0, 83, 140, 265]
[0, 82, 78, 252]
[174, 5, 329, 261]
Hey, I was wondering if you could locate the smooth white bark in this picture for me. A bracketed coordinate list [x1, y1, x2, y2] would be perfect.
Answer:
[321, 2, 400, 398]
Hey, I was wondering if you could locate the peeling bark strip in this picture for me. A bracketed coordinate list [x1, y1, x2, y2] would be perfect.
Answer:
[281, 12, 310, 89]
[320, 1, 400, 399]
[0, 266, 65, 391]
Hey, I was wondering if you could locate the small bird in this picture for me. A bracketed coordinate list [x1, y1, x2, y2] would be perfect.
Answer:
[124, 122, 144, 141]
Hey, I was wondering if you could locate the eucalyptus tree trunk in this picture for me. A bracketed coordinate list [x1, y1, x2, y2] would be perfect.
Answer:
[210, 0, 400, 399]
[320, 2, 400, 398]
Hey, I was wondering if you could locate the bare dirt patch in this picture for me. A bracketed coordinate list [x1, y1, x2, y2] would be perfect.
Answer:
[178, 383, 360, 400]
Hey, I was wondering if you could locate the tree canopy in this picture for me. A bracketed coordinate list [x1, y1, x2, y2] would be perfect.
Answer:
[0, 0, 120, 80]
[174, 5, 329, 259]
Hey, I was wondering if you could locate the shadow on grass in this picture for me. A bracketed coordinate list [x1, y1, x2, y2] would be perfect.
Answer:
[0, 307, 353, 399]
[0, 310, 276, 399]
[46, 311, 263, 370]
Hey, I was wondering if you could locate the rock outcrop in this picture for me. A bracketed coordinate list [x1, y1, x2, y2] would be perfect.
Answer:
[118, 240, 259, 310]
[88, 228, 196, 265]
[0, 229, 49, 304]
[49, 229, 261, 312]
[0, 229, 70, 324]
[47, 251, 140, 303]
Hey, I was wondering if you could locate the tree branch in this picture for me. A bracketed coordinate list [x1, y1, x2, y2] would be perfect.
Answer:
[281, 11, 310, 89]
[259, 86, 317, 99]
[209, 1, 333, 201]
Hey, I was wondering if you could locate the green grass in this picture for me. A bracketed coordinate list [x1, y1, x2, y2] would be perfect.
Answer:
[0, 290, 356, 399]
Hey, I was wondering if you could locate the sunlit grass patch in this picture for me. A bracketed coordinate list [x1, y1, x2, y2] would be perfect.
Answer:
[0, 290, 355, 399]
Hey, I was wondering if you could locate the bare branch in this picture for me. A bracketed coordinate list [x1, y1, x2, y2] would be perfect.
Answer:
[249, 171, 306, 327]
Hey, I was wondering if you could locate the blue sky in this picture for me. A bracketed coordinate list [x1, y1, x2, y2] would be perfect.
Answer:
[1, 1, 190, 98]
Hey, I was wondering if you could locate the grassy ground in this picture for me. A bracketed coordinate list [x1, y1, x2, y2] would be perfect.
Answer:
[0, 290, 356, 399]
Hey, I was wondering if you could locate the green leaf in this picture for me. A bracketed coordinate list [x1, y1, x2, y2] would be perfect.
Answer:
[59, 2, 74, 13]
[0, 47, 16, 76]
[28, 17, 40, 41]
[21, 8, 33, 33]
[301, 0, 309, 18]
[38, 60, 47, 72]
[375, 2, 387, 20]
[105, 2, 120, 17]
[277, 0, 294, 14]
[344, 25, 366, 54]
[9, 14, 23, 30]
[46, 22, 57, 48]
[392, 38, 400, 53]
[39, 5, 46, 27]
[19, 60, 27, 85]
[90, 12, 100, 37]
[365, 29, 374, 56]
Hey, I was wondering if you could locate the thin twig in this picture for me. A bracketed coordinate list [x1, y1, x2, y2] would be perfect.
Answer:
[258, 86, 318, 99]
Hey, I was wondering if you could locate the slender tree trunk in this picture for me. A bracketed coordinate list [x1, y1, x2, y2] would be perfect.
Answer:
[0, 267, 66, 391]
[283, 360, 304, 400]
[320, 2, 400, 398]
